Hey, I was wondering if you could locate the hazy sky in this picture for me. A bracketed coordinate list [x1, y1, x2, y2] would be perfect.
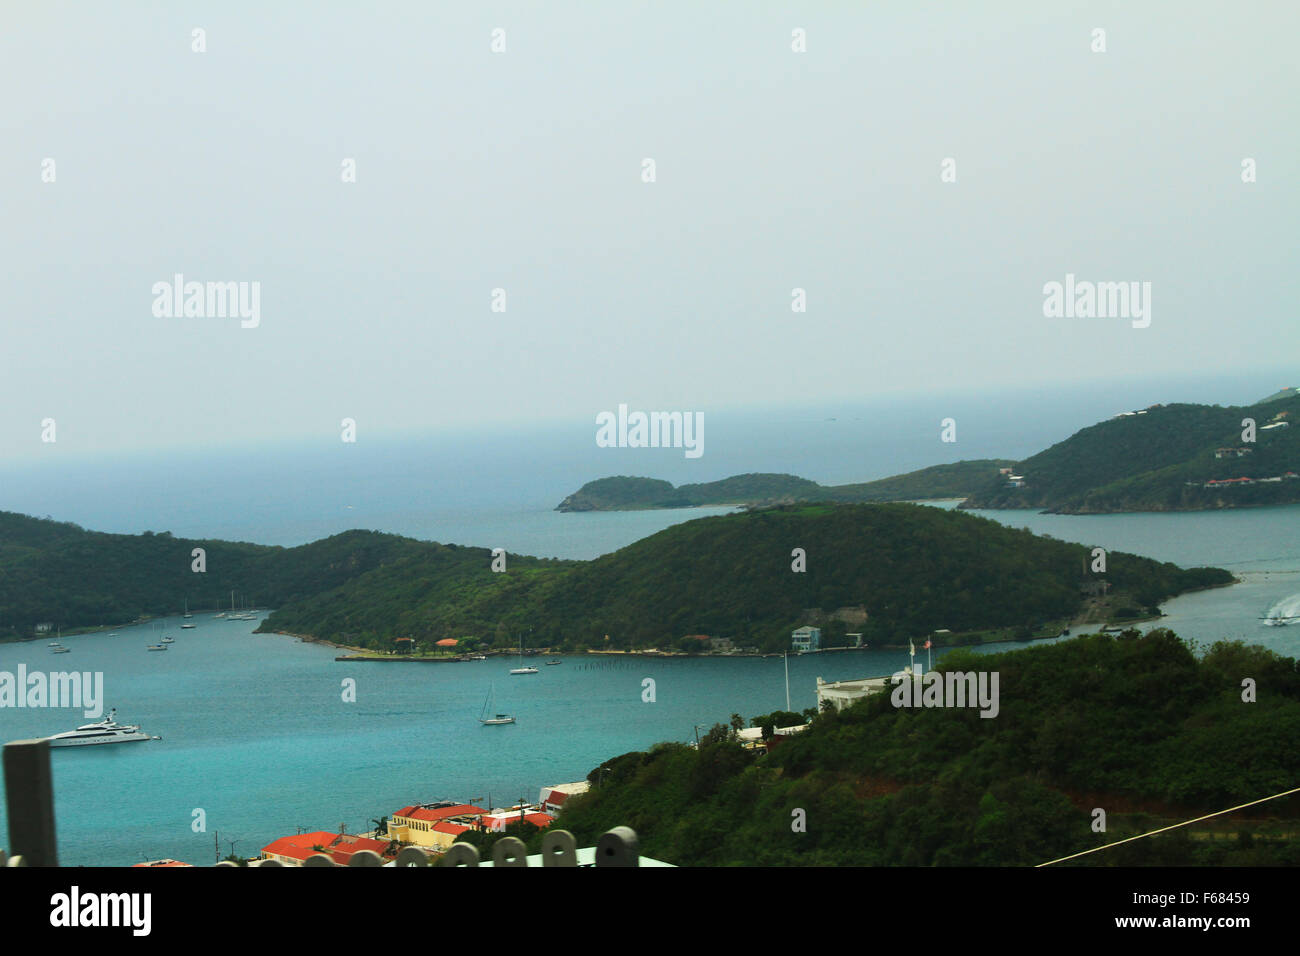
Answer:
[2, 2, 1296, 462]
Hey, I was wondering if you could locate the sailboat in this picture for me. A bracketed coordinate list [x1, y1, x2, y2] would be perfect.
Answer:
[509, 633, 538, 675]
[183, 598, 192, 619]
[478, 683, 515, 725]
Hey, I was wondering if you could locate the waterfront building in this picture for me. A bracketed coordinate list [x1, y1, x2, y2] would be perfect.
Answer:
[261, 831, 393, 866]
[791, 626, 821, 652]
[388, 804, 488, 848]
[539, 781, 590, 815]
[816, 674, 891, 712]
[484, 807, 553, 832]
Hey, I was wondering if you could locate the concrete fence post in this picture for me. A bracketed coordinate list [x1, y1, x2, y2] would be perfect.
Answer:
[3, 739, 58, 867]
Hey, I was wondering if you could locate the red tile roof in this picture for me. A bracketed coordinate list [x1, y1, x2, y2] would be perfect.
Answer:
[401, 804, 488, 823]
[132, 859, 192, 867]
[261, 831, 341, 862]
[331, 836, 392, 863]
[432, 821, 472, 836]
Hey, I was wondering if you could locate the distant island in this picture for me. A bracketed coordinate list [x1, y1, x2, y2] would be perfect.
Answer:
[961, 390, 1300, 513]
[554, 460, 1015, 512]
[559, 386, 1300, 516]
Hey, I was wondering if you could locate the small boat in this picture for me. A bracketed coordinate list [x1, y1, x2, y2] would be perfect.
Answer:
[479, 684, 515, 725]
[546, 660, 562, 666]
[147, 644, 168, 651]
[180, 623, 196, 629]
[161, 635, 174, 644]
[51, 646, 70, 654]
[48, 641, 59, 646]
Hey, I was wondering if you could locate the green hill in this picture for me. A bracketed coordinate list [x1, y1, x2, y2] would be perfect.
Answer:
[261, 502, 1230, 652]
[0, 511, 564, 643]
[543, 630, 1300, 866]
[1257, 385, 1299, 404]
[0, 504, 1232, 653]
[961, 396, 1300, 513]
[556, 460, 1015, 511]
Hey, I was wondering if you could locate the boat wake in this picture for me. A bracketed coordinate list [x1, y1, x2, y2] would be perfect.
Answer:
[1262, 592, 1300, 626]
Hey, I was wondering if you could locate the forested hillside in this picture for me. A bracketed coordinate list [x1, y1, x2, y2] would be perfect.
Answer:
[963, 396, 1300, 512]
[545, 631, 1300, 865]
[262, 503, 1230, 651]
[556, 460, 1014, 511]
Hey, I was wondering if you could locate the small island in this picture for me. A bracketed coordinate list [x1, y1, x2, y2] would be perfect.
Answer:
[555, 461, 1015, 512]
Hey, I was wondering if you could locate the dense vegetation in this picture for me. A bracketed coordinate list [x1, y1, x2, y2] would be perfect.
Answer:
[963, 396, 1300, 512]
[555, 460, 1015, 511]
[541, 631, 1300, 866]
[263, 503, 1229, 652]
[0, 504, 1230, 653]
[0, 510, 566, 644]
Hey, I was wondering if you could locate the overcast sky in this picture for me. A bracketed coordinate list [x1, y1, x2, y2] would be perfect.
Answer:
[2, 2, 1296, 462]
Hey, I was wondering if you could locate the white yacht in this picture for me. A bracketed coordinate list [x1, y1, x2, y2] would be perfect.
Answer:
[46, 710, 159, 747]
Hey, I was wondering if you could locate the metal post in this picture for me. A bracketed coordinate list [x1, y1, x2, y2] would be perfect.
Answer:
[3, 738, 58, 867]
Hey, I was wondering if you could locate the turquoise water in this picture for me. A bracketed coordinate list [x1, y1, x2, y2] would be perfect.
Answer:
[0, 613, 1012, 866]
[2, 501, 1298, 865]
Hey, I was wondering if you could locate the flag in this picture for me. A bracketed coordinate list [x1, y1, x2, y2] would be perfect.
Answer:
[909, 639, 915, 655]
[924, 640, 932, 649]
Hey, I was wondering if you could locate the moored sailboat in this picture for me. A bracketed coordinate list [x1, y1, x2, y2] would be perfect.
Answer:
[509, 633, 538, 675]
[478, 683, 515, 725]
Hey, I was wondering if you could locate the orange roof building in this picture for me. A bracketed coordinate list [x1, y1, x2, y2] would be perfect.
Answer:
[261, 831, 395, 867]
[388, 804, 489, 850]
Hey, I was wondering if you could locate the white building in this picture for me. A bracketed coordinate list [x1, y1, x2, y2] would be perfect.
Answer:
[539, 781, 590, 815]
[816, 675, 891, 712]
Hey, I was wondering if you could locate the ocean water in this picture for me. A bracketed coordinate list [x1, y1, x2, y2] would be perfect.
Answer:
[951, 502, 1300, 653]
[0, 374, 1276, 558]
[0, 613, 1020, 866]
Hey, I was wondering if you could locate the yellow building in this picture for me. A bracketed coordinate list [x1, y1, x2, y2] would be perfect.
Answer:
[388, 804, 486, 849]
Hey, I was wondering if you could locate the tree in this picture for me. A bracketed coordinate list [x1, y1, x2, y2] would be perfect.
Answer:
[729, 713, 745, 734]
[703, 722, 731, 746]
